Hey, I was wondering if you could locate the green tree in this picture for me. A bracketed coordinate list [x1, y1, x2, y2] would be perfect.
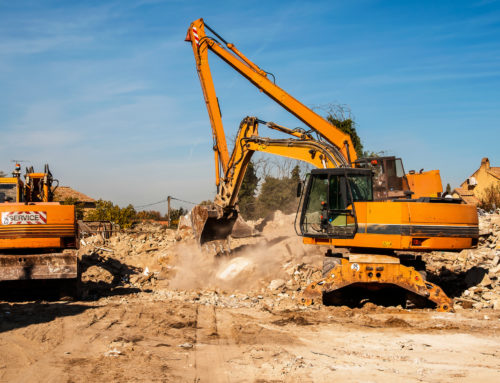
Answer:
[445, 183, 452, 195]
[85, 199, 136, 228]
[136, 210, 162, 220]
[257, 176, 289, 216]
[238, 160, 259, 219]
[255, 165, 301, 218]
[320, 104, 365, 158]
[291, 165, 300, 182]
[361, 150, 386, 158]
[169, 207, 187, 222]
[326, 115, 363, 158]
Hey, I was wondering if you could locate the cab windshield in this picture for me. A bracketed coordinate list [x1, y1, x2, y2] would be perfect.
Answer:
[301, 173, 372, 236]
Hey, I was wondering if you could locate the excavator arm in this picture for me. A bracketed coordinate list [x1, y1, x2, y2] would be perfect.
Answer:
[191, 116, 349, 244]
[185, 18, 357, 177]
[185, 18, 360, 244]
[217, 116, 346, 209]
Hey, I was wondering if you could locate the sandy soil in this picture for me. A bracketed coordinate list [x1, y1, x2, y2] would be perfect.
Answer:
[1, 288, 500, 382]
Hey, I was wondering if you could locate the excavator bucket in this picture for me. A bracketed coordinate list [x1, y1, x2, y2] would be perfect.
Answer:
[190, 204, 238, 245]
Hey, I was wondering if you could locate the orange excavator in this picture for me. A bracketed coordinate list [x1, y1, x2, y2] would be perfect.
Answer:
[185, 19, 478, 311]
[0, 164, 79, 294]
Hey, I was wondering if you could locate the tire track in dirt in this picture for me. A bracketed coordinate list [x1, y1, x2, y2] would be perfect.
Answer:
[1, 304, 100, 382]
[2, 293, 500, 382]
[193, 304, 231, 383]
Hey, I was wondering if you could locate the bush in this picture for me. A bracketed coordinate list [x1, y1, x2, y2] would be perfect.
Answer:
[169, 207, 187, 223]
[85, 199, 136, 228]
[136, 210, 162, 221]
[479, 184, 500, 211]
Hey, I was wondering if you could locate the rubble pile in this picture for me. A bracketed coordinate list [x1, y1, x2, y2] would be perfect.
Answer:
[427, 210, 500, 310]
[79, 222, 184, 292]
[78, 209, 500, 311]
[78, 211, 322, 295]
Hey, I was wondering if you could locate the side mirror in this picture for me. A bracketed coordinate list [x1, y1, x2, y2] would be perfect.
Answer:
[296, 181, 304, 198]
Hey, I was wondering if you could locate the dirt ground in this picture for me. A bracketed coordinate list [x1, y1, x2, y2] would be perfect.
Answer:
[1, 211, 500, 382]
[1, 292, 499, 382]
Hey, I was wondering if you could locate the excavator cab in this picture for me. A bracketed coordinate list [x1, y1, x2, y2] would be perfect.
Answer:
[299, 168, 373, 239]
[354, 156, 411, 200]
[23, 164, 57, 203]
[0, 169, 24, 203]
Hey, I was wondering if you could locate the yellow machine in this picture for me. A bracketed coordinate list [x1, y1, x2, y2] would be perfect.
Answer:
[186, 19, 478, 311]
[0, 164, 79, 292]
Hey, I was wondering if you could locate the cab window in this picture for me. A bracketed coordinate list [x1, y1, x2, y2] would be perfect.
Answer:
[0, 184, 17, 202]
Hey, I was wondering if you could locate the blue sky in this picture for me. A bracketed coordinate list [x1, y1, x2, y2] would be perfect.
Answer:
[1, 0, 499, 212]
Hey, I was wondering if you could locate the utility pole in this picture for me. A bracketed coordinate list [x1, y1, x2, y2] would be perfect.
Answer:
[167, 196, 171, 227]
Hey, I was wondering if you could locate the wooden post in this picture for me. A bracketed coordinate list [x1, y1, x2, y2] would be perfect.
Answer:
[167, 196, 171, 227]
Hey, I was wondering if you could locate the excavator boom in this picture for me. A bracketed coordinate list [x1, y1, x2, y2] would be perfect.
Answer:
[186, 18, 356, 176]
[189, 117, 349, 244]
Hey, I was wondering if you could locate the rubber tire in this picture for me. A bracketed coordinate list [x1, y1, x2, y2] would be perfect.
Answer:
[322, 257, 342, 278]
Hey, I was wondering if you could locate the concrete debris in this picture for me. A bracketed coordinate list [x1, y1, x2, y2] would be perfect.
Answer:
[104, 348, 122, 357]
[426, 210, 500, 310]
[82, 265, 114, 285]
[215, 257, 254, 281]
[231, 214, 259, 238]
[268, 279, 286, 290]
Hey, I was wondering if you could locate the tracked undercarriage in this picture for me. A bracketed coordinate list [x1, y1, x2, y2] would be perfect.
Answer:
[301, 252, 453, 312]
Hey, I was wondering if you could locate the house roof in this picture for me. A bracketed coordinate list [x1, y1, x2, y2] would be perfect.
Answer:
[488, 167, 500, 179]
[53, 186, 95, 203]
[453, 187, 474, 197]
[460, 158, 500, 188]
[463, 196, 479, 205]
[452, 187, 480, 205]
